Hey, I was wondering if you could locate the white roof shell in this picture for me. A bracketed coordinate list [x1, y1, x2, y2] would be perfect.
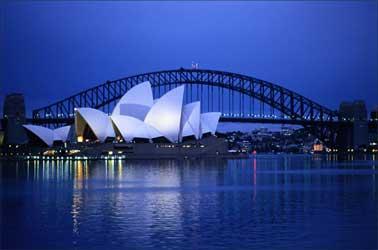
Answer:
[104, 119, 115, 139]
[180, 101, 201, 140]
[144, 85, 185, 143]
[75, 108, 115, 142]
[200, 112, 221, 136]
[23, 125, 54, 146]
[112, 81, 153, 117]
[23, 125, 71, 146]
[119, 104, 151, 121]
[53, 125, 71, 142]
[111, 115, 162, 142]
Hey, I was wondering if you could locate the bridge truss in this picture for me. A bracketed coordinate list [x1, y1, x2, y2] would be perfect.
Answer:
[32, 68, 341, 145]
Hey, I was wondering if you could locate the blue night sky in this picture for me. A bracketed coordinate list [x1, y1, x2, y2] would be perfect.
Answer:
[1, 1, 377, 117]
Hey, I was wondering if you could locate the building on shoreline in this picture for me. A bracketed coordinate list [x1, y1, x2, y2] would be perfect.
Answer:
[2, 93, 28, 145]
[14, 82, 230, 158]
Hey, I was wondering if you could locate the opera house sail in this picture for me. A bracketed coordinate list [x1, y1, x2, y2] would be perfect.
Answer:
[75, 108, 115, 143]
[112, 81, 154, 120]
[144, 85, 185, 143]
[180, 101, 201, 140]
[110, 115, 162, 142]
[200, 112, 221, 136]
[22, 81, 222, 147]
[23, 125, 71, 147]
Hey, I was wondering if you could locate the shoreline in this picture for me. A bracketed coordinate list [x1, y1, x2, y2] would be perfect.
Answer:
[1, 152, 377, 162]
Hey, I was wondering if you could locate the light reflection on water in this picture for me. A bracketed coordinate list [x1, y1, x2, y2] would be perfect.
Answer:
[1, 155, 378, 250]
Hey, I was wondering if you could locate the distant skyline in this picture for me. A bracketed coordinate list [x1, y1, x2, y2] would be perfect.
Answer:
[1, 1, 377, 117]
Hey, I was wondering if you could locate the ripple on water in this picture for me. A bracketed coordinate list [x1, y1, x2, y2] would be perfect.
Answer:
[1, 155, 377, 249]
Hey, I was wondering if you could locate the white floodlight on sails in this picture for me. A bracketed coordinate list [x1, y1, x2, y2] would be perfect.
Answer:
[23, 125, 54, 147]
[53, 125, 71, 142]
[111, 115, 162, 142]
[180, 101, 201, 140]
[75, 108, 115, 142]
[112, 81, 154, 120]
[23, 124, 72, 146]
[144, 85, 185, 143]
[200, 112, 221, 136]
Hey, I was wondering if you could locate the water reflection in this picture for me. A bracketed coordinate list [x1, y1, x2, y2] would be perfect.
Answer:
[1, 155, 378, 249]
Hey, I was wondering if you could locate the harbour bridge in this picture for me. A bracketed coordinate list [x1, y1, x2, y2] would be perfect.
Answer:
[30, 68, 347, 146]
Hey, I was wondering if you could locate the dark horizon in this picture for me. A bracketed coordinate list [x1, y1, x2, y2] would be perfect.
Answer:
[1, 1, 377, 117]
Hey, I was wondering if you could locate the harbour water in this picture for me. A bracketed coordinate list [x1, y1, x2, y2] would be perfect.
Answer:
[1, 154, 377, 249]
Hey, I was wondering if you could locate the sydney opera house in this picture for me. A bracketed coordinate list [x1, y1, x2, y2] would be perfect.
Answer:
[22, 82, 227, 158]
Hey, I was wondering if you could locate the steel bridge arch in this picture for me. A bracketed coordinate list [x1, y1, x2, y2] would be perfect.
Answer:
[33, 68, 338, 123]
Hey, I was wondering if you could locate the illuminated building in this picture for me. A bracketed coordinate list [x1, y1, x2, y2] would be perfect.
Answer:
[22, 82, 222, 146]
[23, 125, 71, 147]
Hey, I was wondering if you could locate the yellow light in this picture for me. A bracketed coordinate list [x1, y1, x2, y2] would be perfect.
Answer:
[69, 149, 80, 155]
[77, 136, 83, 143]
[43, 150, 56, 156]
[313, 144, 323, 152]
